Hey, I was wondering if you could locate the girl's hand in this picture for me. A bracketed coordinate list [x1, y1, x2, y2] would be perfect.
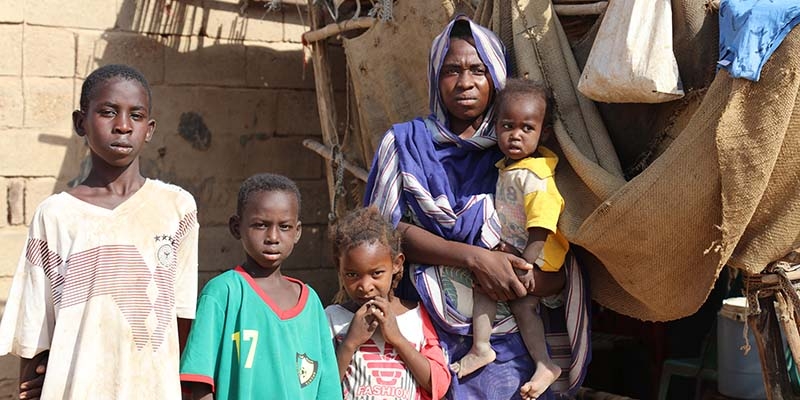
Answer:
[368, 297, 404, 345]
[343, 301, 379, 349]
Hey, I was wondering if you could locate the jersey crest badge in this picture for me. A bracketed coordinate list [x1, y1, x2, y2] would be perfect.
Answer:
[296, 353, 319, 387]
[154, 235, 175, 266]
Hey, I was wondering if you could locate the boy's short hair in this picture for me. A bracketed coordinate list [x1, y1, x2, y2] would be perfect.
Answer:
[496, 78, 554, 129]
[80, 64, 153, 113]
[237, 173, 302, 217]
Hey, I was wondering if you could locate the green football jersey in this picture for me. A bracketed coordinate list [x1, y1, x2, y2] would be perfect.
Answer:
[180, 267, 342, 400]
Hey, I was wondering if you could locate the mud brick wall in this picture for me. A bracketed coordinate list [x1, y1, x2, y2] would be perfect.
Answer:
[0, 1, 345, 395]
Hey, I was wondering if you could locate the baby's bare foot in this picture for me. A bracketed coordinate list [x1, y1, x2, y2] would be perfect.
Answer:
[449, 347, 496, 378]
[519, 362, 561, 400]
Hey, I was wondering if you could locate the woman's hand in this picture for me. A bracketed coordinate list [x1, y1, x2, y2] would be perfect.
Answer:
[468, 248, 532, 302]
[399, 222, 531, 301]
[368, 297, 404, 345]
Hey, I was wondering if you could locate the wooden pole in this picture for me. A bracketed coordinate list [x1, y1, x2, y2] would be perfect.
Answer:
[302, 139, 368, 182]
[748, 294, 794, 399]
[302, 17, 375, 44]
[307, 0, 345, 219]
[775, 292, 800, 370]
[553, 2, 607, 16]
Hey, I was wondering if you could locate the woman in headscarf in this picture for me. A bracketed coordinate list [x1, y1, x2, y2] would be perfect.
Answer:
[364, 15, 586, 400]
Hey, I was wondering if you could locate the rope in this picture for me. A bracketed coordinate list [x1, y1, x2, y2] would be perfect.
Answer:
[741, 261, 800, 355]
[265, 0, 282, 12]
[368, 0, 393, 21]
[328, 144, 346, 223]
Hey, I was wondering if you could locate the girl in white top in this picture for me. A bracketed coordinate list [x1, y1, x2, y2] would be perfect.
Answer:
[325, 207, 451, 400]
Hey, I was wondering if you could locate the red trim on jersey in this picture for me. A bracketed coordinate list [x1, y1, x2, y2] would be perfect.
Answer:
[180, 373, 215, 392]
[233, 266, 309, 320]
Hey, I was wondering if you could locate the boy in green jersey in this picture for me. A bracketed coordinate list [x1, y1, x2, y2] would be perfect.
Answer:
[180, 173, 341, 400]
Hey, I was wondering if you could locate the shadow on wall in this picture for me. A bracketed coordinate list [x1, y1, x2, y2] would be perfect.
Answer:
[43, 0, 345, 302]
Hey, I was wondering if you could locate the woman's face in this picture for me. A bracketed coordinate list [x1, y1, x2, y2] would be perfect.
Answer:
[438, 38, 494, 134]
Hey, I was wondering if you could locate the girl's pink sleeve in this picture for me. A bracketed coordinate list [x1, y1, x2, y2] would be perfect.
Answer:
[419, 306, 452, 400]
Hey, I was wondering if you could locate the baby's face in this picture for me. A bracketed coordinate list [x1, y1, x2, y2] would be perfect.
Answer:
[495, 95, 548, 160]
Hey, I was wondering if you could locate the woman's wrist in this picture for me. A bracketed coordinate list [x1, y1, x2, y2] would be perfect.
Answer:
[461, 244, 487, 273]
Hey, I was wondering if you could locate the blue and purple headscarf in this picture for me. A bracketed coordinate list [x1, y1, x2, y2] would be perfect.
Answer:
[428, 15, 508, 138]
[364, 15, 507, 248]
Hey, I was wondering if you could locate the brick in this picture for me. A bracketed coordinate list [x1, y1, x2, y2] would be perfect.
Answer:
[24, 26, 75, 78]
[24, 178, 57, 225]
[245, 41, 314, 89]
[115, 0, 202, 37]
[242, 137, 323, 179]
[0, 77, 23, 128]
[0, 0, 22, 23]
[7, 180, 23, 226]
[164, 37, 246, 86]
[296, 180, 329, 225]
[150, 85, 278, 137]
[75, 32, 165, 83]
[0, 178, 5, 229]
[198, 270, 223, 294]
[0, 227, 26, 277]
[23, 77, 75, 130]
[138, 136, 246, 224]
[283, 6, 307, 44]
[26, 0, 119, 29]
[0, 129, 85, 178]
[73, 78, 83, 111]
[145, 128, 246, 182]
[0, 354, 19, 397]
[136, 173, 240, 227]
[204, 4, 284, 43]
[283, 223, 330, 270]
[198, 225, 242, 273]
[276, 89, 321, 136]
[286, 267, 339, 306]
[0, 24, 22, 75]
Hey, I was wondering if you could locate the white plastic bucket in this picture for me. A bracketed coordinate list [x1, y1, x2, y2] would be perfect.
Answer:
[717, 297, 767, 399]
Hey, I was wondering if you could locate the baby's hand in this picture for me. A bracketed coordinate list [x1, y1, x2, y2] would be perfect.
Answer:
[516, 269, 536, 294]
[368, 297, 403, 345]
[494, 241, 522, 257]
[343, 301, 379, 349]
